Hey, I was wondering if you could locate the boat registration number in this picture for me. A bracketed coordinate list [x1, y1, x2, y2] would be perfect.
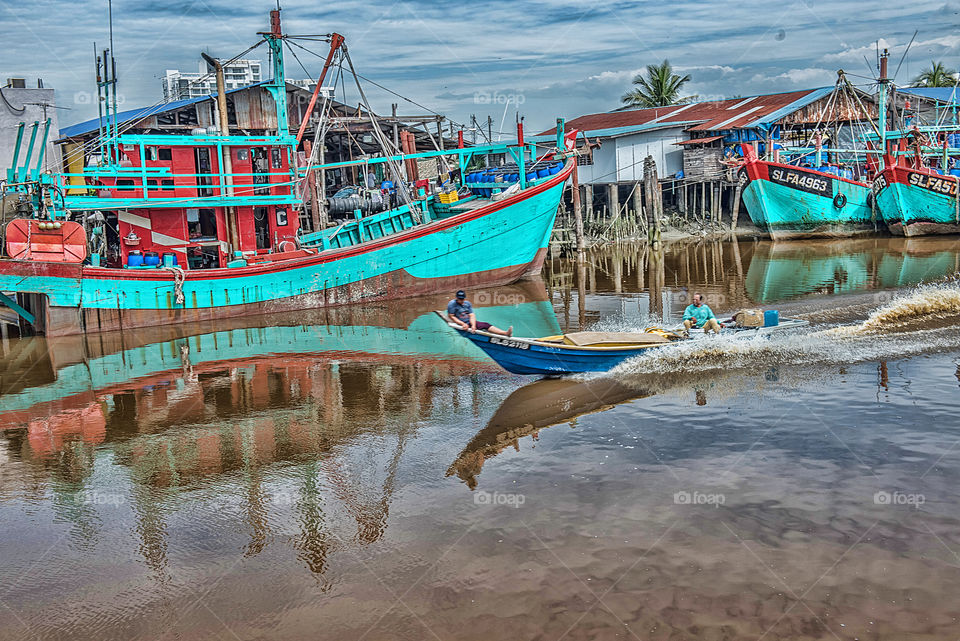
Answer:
[872, 173, 887, 195]
[490, 336, 529, 350]
[769, 167, 832, 197]
[908, 171, 958, 197]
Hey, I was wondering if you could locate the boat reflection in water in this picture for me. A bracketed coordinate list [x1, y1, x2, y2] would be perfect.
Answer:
[744, 236, 960, 303]
[448, 376, 650, 488]
[545, 236, 960, 331]
[0, 281, 559, 580]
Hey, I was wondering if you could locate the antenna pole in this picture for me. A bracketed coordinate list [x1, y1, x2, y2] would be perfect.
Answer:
[879, 48, 890, 170]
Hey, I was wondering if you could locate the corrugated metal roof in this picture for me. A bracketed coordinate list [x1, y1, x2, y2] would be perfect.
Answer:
[59, 80, 275, 139]
[674, 135, 724, 145]
[898, 87, 960, 105]
[540, 87, 832, 139]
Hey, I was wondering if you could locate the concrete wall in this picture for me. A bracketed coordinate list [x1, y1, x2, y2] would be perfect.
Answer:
[0, 86, 61, 175]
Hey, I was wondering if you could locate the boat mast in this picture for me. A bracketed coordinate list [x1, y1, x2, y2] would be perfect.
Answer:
[264, 9, 289, 137]
[878, 48, 889, 170]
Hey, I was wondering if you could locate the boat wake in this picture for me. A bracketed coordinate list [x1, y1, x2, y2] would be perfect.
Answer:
[606, 283, 960, 379]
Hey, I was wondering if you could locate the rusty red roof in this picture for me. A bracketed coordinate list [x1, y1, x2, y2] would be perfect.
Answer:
[674, 135, 725, 145]
[539, 88, 831, 139]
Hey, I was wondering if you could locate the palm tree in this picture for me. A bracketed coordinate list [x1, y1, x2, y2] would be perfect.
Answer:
[912, 61, 958, 87]
[621, 60, 696, 108]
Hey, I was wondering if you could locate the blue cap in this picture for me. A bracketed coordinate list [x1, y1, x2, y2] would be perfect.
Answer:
[456, 290, 466, 299]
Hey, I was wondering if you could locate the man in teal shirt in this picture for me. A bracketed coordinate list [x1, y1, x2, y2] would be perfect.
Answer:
[683, 293, 721, 333]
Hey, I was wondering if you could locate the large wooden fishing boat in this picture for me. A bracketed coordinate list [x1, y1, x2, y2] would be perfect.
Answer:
[0, 10, 575, 336]
[873, 139, 960, 236]
[739, 144, 875, 239]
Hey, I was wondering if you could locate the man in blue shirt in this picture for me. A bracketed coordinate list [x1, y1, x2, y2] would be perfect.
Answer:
[447, 290, 513, 336]
[683, 293, 721, 334]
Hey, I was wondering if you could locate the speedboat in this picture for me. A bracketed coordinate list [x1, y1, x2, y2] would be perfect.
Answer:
[438, 311, 809, 375]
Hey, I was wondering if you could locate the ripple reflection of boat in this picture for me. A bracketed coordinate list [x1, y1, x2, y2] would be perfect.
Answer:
[447, 376, 650, 488]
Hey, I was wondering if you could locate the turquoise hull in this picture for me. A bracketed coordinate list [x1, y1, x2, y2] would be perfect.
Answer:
[0, 164, 571, 335]
[740, 161, 876, 239]
[875, 166, 960, 236]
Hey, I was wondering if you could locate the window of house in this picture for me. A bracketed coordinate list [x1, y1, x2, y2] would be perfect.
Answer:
[271, 149, 282, 169]
[577, 151, 593, 166]
[158, 148, 173, 161]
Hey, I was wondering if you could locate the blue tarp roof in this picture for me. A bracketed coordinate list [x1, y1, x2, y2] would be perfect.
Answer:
[898, 86, 960, 105]
[58, 81, 271, 139]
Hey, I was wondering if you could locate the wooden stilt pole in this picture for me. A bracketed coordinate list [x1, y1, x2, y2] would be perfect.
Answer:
[572, 163, 585, 258]
[731, 180, 743, 230]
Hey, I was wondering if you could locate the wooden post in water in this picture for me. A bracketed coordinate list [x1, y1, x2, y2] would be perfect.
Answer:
[584, 184, 594, 224]
[731, 180, 742, 230]
[712, 184, 721, 224]
[632, 182, 642, 224]
[607, 184, 619, 222]
[571, 163, 585, 258]
[643, 156, 661, 247]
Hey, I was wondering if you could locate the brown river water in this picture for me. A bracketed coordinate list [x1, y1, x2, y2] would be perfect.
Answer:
[1, 236, 960, 641]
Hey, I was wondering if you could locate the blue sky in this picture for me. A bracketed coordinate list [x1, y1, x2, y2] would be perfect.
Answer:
[2, 0, 958, 137]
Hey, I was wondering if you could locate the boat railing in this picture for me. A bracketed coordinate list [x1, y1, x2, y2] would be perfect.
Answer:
[51, 131, 299, 213]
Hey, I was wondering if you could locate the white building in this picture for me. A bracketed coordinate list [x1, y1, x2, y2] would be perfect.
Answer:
[162, 59, 263, 101]
[0, 79, 60, 173]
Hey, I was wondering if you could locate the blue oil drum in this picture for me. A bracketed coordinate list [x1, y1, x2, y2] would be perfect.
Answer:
[162, 252, 178, 267]
[763, 309, 779, 327]
[127, 252, 144, 268]
[536, 167, 550, 178]
[143, 251, 160, 266]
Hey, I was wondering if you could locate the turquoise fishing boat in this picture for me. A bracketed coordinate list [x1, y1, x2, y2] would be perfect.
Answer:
[739, 143, 876, 239]
[0, 10, 576, 336]
[874, 157, 960, 236]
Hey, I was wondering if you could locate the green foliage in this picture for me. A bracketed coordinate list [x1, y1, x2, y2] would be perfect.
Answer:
[911, 61, 958, 88]
[621, 60, 695, 108]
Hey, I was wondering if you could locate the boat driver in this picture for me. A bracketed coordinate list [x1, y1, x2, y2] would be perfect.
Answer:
[682, 293, 722, 334]
[447, 290, 513, 336]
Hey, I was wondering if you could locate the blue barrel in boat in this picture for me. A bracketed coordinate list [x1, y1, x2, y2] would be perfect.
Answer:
[507, 173, 518, 183]
[763, 309, 779, 327]
[143, 251, 160, 267]
[536, 167, 550, 178]
[162, 252, 178, 267]
[548, 163, 561, 175]
[127, 251, 144, 268]
[950, 169, 960, 178]
[526, 172, 536, 182]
